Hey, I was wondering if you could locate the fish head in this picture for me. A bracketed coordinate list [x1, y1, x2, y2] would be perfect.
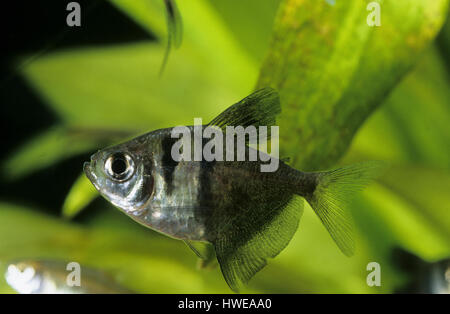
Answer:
[84, 139, 154, 215]
[5, 261, 43, 294]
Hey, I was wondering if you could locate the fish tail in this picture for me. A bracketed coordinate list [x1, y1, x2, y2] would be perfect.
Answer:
[303, 161, 385, 256]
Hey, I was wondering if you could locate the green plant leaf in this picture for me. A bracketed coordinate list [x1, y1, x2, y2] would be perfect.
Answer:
[3, 127, 96, 179]
[257, 0, 449, 170]
[20, 43, 246, 130]
[209, 0, 282, 62]
[344, 46, 450, 167]
[2, 126, 133, 180]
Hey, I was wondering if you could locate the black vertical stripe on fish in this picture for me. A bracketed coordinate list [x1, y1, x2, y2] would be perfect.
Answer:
[198, 159, 215, 238]
[160, 134, 179, 195]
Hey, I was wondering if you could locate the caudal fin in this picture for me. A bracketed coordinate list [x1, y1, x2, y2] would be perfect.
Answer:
[305, 161, 385, 256]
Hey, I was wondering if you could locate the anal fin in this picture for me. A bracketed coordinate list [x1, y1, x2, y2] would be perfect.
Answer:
[214, 197, 304, 292]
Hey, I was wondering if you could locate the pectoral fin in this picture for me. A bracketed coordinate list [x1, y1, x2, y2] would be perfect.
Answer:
[184, 240, 214, 260]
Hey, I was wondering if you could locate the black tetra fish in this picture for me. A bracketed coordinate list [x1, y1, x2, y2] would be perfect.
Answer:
[84, 88, 383, 291]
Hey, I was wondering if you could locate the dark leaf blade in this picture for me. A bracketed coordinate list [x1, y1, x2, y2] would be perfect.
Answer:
[160, 0, 184, 76]
[166, 0, 183, 48]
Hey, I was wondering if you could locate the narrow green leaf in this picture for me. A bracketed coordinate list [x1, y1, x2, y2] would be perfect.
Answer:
[3, 127, 96, 179]
[2, 126, 133, 180]
[62, 173, 98, 219]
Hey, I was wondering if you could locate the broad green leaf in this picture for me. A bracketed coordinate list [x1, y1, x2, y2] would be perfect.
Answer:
[346, 47, 450, 168]
[20, 43, 246, 130]
[257, 0, 449, 170]
[209, 0, 282, 62]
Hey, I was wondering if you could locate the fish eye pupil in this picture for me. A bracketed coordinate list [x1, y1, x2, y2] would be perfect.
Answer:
[112, 157, 127, 175]
[105, 153, 135, 181]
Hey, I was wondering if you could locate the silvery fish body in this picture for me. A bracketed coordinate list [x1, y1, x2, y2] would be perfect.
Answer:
[84, 88, 382, 291]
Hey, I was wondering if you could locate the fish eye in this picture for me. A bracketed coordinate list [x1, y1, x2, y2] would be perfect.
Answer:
[104, 152, 135, 182]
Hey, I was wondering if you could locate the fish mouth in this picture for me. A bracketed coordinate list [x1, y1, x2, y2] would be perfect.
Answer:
[83, 162, 92, 180]
[83, 161, 100, 192]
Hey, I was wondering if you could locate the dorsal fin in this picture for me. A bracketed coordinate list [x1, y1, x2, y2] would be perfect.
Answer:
[208, 88, 281, 131]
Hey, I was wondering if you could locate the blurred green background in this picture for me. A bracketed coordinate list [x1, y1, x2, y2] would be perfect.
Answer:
[0, 0, 449, 293]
